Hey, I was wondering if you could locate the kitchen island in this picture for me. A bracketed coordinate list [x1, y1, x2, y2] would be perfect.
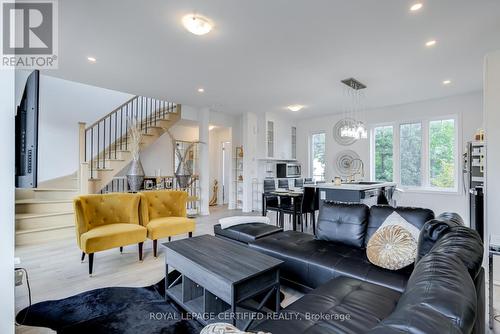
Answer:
[305, 181, 397, 208]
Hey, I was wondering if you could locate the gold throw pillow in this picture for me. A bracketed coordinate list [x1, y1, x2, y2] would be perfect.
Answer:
[366, 225, 417, 270]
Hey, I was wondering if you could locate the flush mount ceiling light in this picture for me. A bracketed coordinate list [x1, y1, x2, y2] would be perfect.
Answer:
[425, 40, 437, 47]
[197, 88, 205, 93]
[443, 80, 452, 85]
[410, 3, 423, 11]
[182, 14, 213, 35]
[287, 104, 305, 112]
[87, 56, 96, 63]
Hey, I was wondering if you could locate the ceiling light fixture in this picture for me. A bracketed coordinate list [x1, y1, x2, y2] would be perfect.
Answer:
[182, 14, 213, 36]
[442, 80, 451, 85]
[287, 104, 304, 112]
[425, 40, 437, 47]
[87, 57, 96, 63]
[197, 88, 205, 93]
[410, 3, 423, 11]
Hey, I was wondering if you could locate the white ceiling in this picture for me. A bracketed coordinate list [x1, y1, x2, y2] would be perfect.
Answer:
[44, 0, 500, 118]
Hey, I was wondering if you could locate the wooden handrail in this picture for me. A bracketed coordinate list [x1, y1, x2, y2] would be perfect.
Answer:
[85, 96, 138, 130]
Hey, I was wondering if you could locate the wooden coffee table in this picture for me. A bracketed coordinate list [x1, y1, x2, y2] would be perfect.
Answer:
[162, 234, 283, 330]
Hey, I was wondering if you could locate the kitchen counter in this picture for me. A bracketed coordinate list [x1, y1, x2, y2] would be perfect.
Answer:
[306, 181, 397, 206]
[305, 182, 397, 191]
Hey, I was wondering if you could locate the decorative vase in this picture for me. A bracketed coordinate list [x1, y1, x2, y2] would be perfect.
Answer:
[127, 159, 145, 192]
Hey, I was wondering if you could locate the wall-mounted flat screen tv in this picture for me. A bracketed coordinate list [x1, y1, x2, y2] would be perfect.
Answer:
[15, 70, 40, 188]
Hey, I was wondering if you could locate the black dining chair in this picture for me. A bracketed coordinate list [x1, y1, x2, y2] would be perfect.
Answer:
[294, 178, 304, 188]
[278, 179, 289, 189]
[280, 187, 317, 233]
[262, 179, 280, 224]
[304, 177, 314, 184]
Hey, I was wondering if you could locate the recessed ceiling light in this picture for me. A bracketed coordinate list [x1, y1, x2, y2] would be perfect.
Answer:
[287, 105, 305, 112]
[182, 14, 213, 36]
[197, 88, 205, 93]
[443, 80, 451, 85]
[87, 56, 96, 63]
[425, 40, 437, 47]
[410, 3, 423, 11]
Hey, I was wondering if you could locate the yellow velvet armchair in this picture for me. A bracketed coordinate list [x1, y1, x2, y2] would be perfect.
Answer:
[74, 193, 147, 275]
[139, 190, 195, 257]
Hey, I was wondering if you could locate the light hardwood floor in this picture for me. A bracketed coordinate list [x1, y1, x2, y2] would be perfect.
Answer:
[14, 206, 305, 334]
[15, 206, 500, 333]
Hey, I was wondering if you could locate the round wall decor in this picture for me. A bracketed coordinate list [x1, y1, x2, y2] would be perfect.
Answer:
[335, 150, 361, 176]
[333, 118, 357, 146]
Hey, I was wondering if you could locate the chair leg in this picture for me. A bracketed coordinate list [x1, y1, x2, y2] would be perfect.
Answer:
[88, 253, 94, 276]
[276, 211, 279, 226]
[312, 212, 316, 236]
[120, 246, 123, 254]
[153, 240, 158, 258]
[300, 214, 304, 232]
[188, 232, 193, 238]
[81, 252, 85, 262]
[138, 242, 144, 261]
[168, 236, 171, 242]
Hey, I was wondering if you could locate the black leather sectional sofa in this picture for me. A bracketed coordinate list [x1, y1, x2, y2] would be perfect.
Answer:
[214, 202, 485, 334]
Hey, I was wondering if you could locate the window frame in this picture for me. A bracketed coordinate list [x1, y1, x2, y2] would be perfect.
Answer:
[370, 114, 460, 194]
[309, 131, 326, 182]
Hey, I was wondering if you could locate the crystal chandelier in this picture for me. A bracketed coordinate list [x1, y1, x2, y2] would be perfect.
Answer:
[340, 78, 368, 139]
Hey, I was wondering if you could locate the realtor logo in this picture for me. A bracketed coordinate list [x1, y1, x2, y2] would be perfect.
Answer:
[1, 0, 58, 68]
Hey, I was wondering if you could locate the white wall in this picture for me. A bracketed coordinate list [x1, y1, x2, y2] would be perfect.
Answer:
[14, 71, 133, 182]
[296, 92, 483, 219]
[1, 69, 15, 334]
[140, 124, 199, 176]
[485, 50, 500, 240]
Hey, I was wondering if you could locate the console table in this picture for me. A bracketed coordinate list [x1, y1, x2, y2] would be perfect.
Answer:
[162, 235, 283, 330]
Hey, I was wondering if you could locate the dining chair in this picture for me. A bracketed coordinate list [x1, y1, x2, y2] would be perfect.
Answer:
[278, 179, 289, 189]
[279, 187, 317, 233]
[304, 177, 314, 184]
[263, 179, 280, 224]
[294, 178, 304, 188]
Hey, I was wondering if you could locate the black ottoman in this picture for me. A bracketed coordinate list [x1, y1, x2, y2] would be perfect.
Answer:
[214, 222, 283, 244]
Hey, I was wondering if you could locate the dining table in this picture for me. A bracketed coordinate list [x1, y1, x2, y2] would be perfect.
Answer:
[262, 189, 303, 231]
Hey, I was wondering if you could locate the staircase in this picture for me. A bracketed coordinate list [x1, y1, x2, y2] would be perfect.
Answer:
[15, 96, 181, 246]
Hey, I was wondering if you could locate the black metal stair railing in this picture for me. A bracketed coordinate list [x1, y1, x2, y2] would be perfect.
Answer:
[84, 96, 177, 179]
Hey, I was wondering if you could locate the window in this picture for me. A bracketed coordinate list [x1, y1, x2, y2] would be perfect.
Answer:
[291, 126, 297, 159]
[429, 119, 455, 189]
[373, 126, 393, 181]
[371, 116, 458, 191]
[400, 123, 422, 186]
[311, 133, 326, 181]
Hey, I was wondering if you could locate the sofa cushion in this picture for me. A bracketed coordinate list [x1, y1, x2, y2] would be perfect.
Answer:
[146, 217, 195, 240]
[316, 202, 369, 248]
[367, 251, 478, 334]
[250, 231, 411, 292]
[416, 212, 463, 262]
[253, 276, 401, 334]
[214, 223, 283, 244]
[81, 223, 147, 253]
[366, 205, 434, 247]
[429, 225, 484, 280]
